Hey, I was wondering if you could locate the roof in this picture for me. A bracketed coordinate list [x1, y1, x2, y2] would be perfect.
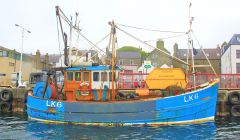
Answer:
[222, 34, 240, 55]
[176, 48, 220, 59]
[228, 34, 240, 45]
[48, 54, 60, 63]
[117, 51, 141, 59]
[66, 65, 121, 71]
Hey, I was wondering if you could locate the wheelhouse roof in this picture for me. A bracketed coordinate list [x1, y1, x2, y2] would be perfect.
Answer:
[65, 65, 122, 71]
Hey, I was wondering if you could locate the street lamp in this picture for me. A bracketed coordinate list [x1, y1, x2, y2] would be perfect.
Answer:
[15, 24, 31, 87]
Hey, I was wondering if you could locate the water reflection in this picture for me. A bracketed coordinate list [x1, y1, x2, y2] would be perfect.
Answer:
[25, 121, 216, 140]
[3, 112, 240, 140]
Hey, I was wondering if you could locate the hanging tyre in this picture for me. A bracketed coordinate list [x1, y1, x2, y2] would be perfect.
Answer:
[230, 105, 240, 117]
[0, 89, 13, 102]
[228, 91, 240, 105]
[0, 102, 12, 112]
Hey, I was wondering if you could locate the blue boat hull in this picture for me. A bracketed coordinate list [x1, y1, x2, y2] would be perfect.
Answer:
[27, 82, 218, 125]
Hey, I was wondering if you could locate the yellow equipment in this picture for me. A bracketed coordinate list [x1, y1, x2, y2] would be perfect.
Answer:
[145, 68, 188, 89]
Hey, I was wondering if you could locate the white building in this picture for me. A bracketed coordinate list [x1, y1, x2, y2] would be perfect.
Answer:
[221, 34, 240, 74]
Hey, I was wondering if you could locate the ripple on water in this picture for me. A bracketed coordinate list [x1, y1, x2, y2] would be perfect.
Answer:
[0, 113, 240, 140]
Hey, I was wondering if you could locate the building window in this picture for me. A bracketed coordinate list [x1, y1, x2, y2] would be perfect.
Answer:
[67, 72, 73, 81]
[236, 50, 240, 58]
[118, 59, 123, 65]
[237, 63, 240, 73]
[75, 72, 81, 81]
[2, 51, 8, 57]
[9, 62, 15, 67]
[101, 72, 107, 81]
[0, 50, 2, 56]
[93, 72, 99, 81]
[130, 60, 134, 65]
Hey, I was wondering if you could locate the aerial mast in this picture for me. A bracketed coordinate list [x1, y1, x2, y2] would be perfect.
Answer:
[188, 1, 196, 89]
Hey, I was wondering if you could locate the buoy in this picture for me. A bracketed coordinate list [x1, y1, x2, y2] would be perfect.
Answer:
[0, 102, 12, 112]
[230, 105, 240, 117]
[0, 89, 13, 102]
[228, 91, 240, 105]
[33, 82, 52, 99]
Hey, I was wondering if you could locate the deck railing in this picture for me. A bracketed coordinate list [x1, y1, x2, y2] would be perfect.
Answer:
[118, 72, 240, 89]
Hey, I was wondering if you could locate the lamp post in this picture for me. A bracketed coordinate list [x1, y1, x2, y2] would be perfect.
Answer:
[15, 24, 31, 87]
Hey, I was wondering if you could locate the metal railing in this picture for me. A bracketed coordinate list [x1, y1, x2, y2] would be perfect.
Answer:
[118, 72, 240, 89]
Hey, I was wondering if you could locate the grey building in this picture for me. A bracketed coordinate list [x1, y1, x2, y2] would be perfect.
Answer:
[146, 40, 173, 68]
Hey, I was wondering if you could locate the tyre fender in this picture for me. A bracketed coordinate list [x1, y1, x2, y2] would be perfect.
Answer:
[0, 89, 13, 102]
[228, 91, 240, 105]
[231, 105, 240, 117]
[0, 102, 12, 112]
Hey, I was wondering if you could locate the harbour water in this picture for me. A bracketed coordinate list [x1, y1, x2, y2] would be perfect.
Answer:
[0, 113, 239, 140]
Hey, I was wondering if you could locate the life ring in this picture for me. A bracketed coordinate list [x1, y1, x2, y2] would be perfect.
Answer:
[0, 102, 12, 112]
[228, 91, 240, 105]
[0, 89, 13, 102]
[80, 82, 89, 87]
[230, 105, 240, 117]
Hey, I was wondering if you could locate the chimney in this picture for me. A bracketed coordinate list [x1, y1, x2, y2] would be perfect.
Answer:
[173, 43, 178, 57]
[156, 39, 164, 50]
[35, 50, 41, 70]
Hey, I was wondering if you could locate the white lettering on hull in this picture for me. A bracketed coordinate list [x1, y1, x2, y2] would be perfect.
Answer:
[184, 93, 199, 102]
[46, 100, 62, 108]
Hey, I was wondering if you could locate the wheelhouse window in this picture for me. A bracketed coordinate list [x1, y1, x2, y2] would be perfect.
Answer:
[83, 72, 90, 82]
[67, 72, 73, 81]
[75, 72, 81, 81]
[109, 72, 115, 81]
[101, 72, 107, 81]
[93, 72, 99, 81]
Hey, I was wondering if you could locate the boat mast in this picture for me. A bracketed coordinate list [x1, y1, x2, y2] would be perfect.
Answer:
[109, 20, 117, 100]
[69, 17, 73, 66]
[188, 1, 196, 89]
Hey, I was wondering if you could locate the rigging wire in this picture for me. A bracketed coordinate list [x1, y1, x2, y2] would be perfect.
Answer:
[56, 14, 63, 67]
[116, 23, 186, 34]
[144, 33, 187, 43]
[191, 31, 218, 76]
[72, 32, 110, 64]
[116, 26, 190, 66]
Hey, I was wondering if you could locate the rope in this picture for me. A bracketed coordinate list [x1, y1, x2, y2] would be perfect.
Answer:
[116, 26, 190, 66]
[116, 23, 186, 34]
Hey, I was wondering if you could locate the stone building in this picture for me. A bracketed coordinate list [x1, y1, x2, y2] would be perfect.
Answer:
[173, 44, 221, 74]
[146, 39, 173, 68]
[0, 46, 51, 87]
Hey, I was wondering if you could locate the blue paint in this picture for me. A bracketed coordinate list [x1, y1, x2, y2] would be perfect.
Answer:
[66, 65, 121, 71]
[27, 82, 218, 125]
[102, 85, 108, 101]
[33, 82, 52, 99]
[93, 89, 98, 100]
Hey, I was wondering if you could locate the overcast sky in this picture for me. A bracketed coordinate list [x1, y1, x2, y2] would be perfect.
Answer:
[0, 0, 240, 55]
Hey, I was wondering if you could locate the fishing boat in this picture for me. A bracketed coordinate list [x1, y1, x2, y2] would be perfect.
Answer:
[26, 5, 219, 126]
